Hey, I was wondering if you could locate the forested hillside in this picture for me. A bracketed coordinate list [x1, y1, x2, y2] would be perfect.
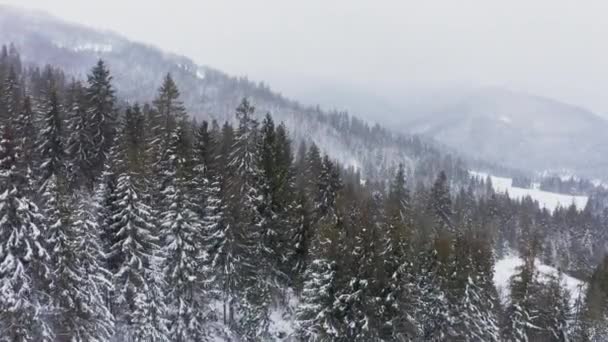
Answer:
[0, 5, 467, 185]
[1, 46, 608, 342]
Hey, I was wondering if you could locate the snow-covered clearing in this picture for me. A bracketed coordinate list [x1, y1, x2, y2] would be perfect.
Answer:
[493, 253, 585, 306]
[470, 171, 588, 212]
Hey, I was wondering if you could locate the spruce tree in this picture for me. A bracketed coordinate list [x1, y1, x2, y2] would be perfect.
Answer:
[503, 251, 541, 342]
[450, 233, 500, 341]
[36, 81, 65, 191]
[86, 60, 116, 180]
[0, 121, 53, 341]
[295, 220, 341, 342]
[428, 170, 454, 235]
[380, 164, 418, 340]
[14, 95, 36, 176]
[67, 194, 115, 341]
[65, 80, 93, 190]
[150, 73, 187, 162]
[160, 125, 209, 341]
[49, 186, 115, 341]
[104, 122, 166, 339]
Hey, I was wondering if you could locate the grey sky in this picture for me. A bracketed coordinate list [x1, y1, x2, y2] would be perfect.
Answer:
[2, 0, 608, 116]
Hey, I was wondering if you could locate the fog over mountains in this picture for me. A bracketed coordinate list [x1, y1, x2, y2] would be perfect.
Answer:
[299, 83, 608, 180]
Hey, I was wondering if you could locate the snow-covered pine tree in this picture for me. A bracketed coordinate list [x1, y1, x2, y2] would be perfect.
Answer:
[65, 80, 93, 190]
[150, 73, 187, 163]
[503, 248, 542, 342]
[428, 170, 454, 235]
[191, 120, 214, 218]
[380, 163, 418, 341]
[289, 141, 314, 287]
[105, 117, 167, 340]
[36, 79, 65, 192]
[538, 271, 571, 342]
[0, 117, 53, 341]
[193, 120, 215, 178]
[86, 60, 116, 180]
[109, 170, 168, 340]
[259, 115, 296, 287]
[3, 66, 21, 127]
[47, 180, 116, 342]
[315, 155, 342, 222]
[224, 98, 273, 339]
[577, 256, 608, 341]
[450, 232, 500, 342]
[290, 186, 313, 288]
[159, 124, 210, 341]
[14, 95, 36, 177]
[65, 193, 115, 341]
[305, 143, 323, 202]
[294, 218, 341, 342]
[335, 191, 386, 341]
[205, 121, 239, 328]
[413, 246, 452, 341]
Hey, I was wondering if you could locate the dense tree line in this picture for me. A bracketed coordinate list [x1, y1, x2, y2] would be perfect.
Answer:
[0, 45, 607, 341]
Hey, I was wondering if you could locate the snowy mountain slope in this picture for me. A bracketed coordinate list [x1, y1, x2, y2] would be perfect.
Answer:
[470, 171, 588, 212]
[0, 5, 459, 182]
[494, 254, 585, 306]
[371, 87, 608, 179]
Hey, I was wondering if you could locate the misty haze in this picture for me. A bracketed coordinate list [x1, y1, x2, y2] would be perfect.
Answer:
[0, 1, 606, 341]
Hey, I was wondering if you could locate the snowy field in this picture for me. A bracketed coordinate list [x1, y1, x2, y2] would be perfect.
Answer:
[470, 171, 588, 212]
[493, 254, 585, 306]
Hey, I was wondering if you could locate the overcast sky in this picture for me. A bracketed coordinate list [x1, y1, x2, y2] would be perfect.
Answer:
[2, 0, 608, 115]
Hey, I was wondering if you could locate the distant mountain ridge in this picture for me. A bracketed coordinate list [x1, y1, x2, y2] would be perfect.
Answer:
[401, 87, 608, 179]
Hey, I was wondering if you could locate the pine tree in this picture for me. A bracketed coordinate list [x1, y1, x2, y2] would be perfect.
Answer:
[36, 80, 65, 191]
[86, 60, 116, 180]
[315, 155, 341, 222]
[0, 121, 54, 341]
[290, 187, 313, 287]
[105, 118, 166, 339]
[575, 256, 608, 341]
[414, 246, 453, 341]
[65, 80, 93, 190]
[159, 125, 209, 341]
[259, 115, 295, 286]
[49, 186, 115, 342]
[191, 120, 214, 218]
[3, 66, 21, 127]
[66, 194, 115, 341]
[306, 143, 323, 201]
[428, 171, 454, 235]
[14, 95, 36, 176]
[205, 121, 238, 328]
[295, 220, 341, 342]
[503, 250, 541, 342]
[150, 73, 187, 161]
[336, 192, 385, 341]
[539, 272, 571, 342]
[450, 233, 500, 341]
[227, 98, 273, 339]
[380, 164, 418, 340]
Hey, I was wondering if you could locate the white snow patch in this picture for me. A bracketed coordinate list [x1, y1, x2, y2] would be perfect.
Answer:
[494, 253, 585, 306]
[73, 43, 113, 53]
[196, 69, 206, 80]
[470, 171, 588, 212]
